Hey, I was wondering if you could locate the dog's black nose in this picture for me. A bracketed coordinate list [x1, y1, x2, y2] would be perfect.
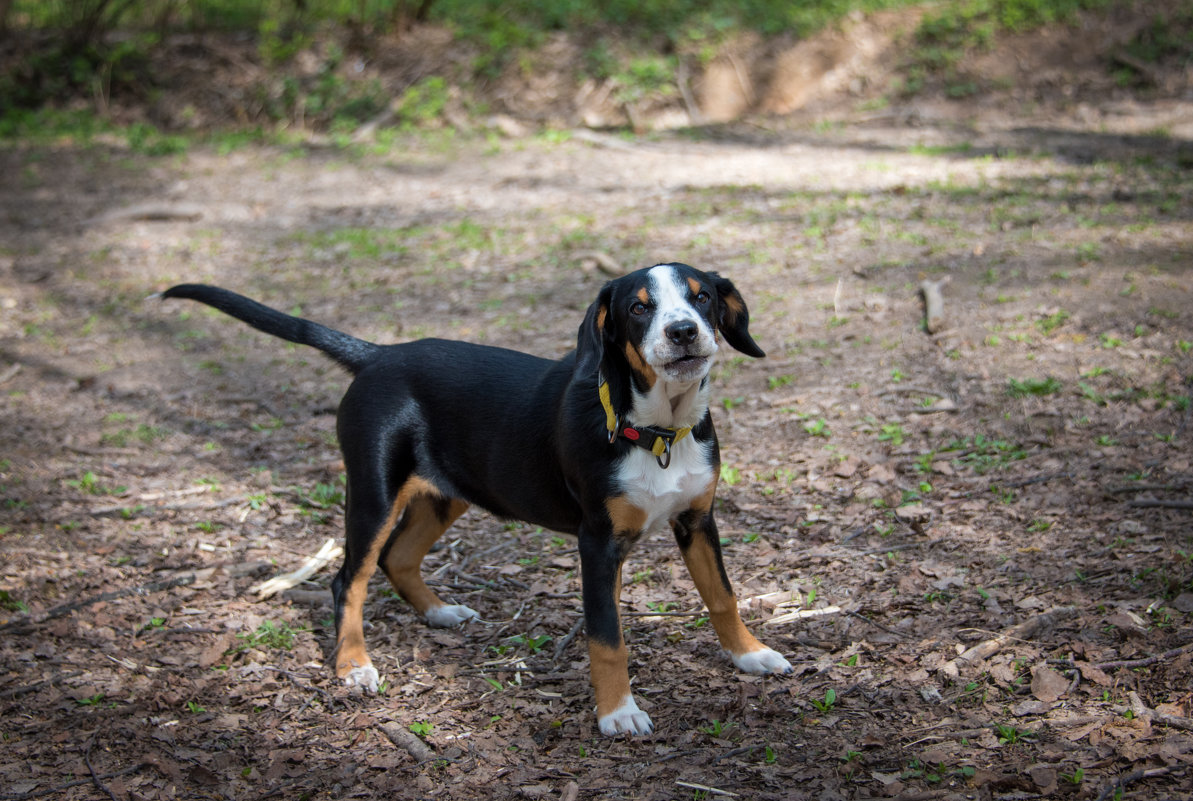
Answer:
[665, 320, 698, 346]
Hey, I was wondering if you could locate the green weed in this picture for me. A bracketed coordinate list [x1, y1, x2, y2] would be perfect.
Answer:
[1007, 376, 1062, 397]
[232, 621, 302, 653]
[811, 688, 837, 713]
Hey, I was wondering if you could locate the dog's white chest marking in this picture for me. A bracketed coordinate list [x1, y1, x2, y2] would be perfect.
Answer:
[615, 438, 714, 534]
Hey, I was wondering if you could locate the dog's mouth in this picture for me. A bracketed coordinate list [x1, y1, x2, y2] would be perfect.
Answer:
[663, 353, 711, 379]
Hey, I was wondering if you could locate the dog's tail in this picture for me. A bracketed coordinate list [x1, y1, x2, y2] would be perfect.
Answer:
[159, 284, 378, 374]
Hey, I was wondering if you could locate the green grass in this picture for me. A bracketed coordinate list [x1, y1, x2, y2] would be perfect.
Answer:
[1007, 376, 1063, 397]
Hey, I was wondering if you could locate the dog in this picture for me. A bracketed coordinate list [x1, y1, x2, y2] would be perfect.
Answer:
[160, 262, 792, 736]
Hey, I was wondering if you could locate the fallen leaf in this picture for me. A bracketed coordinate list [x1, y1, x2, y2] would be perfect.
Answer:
[1028, 765, 1057, 794]
[1030, 665, 1069, 703]
[1076, 661, 1112, 687]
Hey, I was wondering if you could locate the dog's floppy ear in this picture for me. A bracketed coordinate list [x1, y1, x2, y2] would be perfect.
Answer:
[710, 273, 765, 358]
[575, 284, 615, 378]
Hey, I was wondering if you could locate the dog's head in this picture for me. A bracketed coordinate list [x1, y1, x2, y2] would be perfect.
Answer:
[576, 263, 764, 390]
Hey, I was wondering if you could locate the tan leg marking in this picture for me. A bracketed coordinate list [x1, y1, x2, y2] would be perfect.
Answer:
[589, 551, 629, 721]
[677, 479, 764, 658]
[679, 533, 765, 658]
[589, 638, 633, 721]
[381, 496, 469, 615]
[335, 476, 436, 679]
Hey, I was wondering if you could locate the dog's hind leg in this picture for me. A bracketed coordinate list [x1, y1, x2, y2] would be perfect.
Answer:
[331, 477, 431, 691]
[379, 494, 477, 627]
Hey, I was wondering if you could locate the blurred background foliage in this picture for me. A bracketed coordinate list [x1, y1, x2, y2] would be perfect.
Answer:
[0, 0, 1188, 132]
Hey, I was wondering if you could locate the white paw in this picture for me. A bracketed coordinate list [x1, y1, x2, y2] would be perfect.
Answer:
[597, 696, 654, 737]
[732, 647, 793, 675]
[343, 664, 380, 692]
[425, 603, 479, 628]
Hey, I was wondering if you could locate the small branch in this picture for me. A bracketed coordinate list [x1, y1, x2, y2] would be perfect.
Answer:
[1125, 690, 1193, 732]
[1094, 642, 1193, 671]
[1094, 766, 1174, 801]
[0, 763, 148, 801]
[0, 574, 196, 635]
[940, 606, 1077, 679]
[1003, 471, 1073, 489]
[1106, 483, 1184, 494]
[553, 616, 584, 664]
[675, 781, 739, 798]
[252, 539, 343, 598]
[845, 608, 907, 639]
[918, 277, 949, 334]
[84, 733, 120, 801]
[379, 722, 436, 763]
[86, 202, 204, 226]
[574, 250, 624, 277]
[0, 670, 84, 700]
[675, 59, 705, 126]
[763, 604, 842, 628]
[1126, 498, 1193, 510]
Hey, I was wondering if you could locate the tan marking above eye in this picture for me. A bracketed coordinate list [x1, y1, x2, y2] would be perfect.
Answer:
[636, 287, 650, 304]
[596, 305, 608, 332]
[686, 276, 701, 294]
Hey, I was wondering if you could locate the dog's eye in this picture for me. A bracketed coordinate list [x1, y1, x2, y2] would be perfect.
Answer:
[630, 301, 649, 316]
[694, 291, 711, 304]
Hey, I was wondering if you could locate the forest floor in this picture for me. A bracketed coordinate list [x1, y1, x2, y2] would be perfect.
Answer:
[2, 40, 1193, 801]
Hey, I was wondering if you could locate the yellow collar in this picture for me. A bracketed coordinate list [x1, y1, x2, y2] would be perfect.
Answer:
[598, 378, 692, 468]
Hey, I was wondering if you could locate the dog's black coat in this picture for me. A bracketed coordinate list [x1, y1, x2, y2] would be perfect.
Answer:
[161, 263, 790, 736]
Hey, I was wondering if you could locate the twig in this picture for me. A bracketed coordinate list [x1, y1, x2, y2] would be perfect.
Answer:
[1094, 766, 1174, 801]
[918, 277, 949, 334]
[86, 202, 204, 225]
[379, 721, 436, 763]
[763, 604, 842, 627]
[0, 574, 196, 635]
[845, 609, 907, 639]
[84, 733, 120, 801]
[856, 541, 934, 557]
[1094, 642, 1193, 671]
[1126, 498, 1193, 510]
[1003, 471, 1073, 488]
[0, 363, 20, 384]
[252, 538, 343, 598]
[90, 496, 244, 516]
[0, 671, 84, 700]
[0, 763, 147, 800]
[675, 780, 738, 798]
[1106, 483, 1184, 494]
[574, 250, 624, 277]
[553, 616, 584, 664]
[675, 59, 705, 126]
[712, 745, 759, 764]
[941, 606, 1078, 679]
[1126, 691, 1193, 732]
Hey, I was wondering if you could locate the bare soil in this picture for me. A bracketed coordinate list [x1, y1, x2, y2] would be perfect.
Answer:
[2, 25, 1193, 801]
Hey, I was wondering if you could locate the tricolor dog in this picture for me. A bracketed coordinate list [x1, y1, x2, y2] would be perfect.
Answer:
[160, 263, 791, 736]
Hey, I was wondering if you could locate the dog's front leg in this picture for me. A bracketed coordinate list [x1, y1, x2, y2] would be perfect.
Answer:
[578, 522, 653, 737]
[673, 508, 793, 676]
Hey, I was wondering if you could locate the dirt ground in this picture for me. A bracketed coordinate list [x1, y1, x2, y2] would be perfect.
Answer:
[2, 81, 1193, 800]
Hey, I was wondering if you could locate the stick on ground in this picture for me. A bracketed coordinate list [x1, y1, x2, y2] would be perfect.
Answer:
[252, 538, 343, 598]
